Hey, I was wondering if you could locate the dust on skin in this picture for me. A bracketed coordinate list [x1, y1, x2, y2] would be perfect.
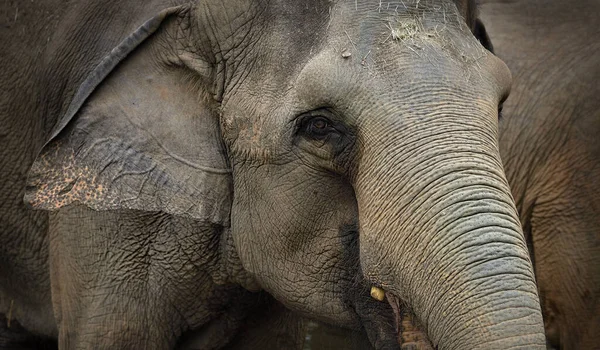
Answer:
[322, 0, 491, 91]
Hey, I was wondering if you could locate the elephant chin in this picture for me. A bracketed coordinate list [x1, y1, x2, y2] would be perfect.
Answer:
[386, 293, 433, 350]
[352, 285, 433, 350]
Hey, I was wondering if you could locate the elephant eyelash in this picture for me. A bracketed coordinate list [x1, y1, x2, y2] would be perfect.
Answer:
[302, 117, 338, 139]
[295, 109, 340, 136]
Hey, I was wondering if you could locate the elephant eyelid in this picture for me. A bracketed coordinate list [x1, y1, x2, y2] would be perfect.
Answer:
[294, 109, 345, 137]
[295, 108, 337, 123]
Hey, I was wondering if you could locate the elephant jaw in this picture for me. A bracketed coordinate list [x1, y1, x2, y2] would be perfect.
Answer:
[386, 293, 434, 350]
[370, 286, 434, 349]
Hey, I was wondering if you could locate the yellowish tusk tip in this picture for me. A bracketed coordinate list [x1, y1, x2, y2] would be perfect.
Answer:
[370, 286, 385, 302]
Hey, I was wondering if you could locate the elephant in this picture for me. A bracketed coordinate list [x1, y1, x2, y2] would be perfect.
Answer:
[304, 1, 600, 348]
[0, 0, 547, 349]
[479, 0, 600, 349]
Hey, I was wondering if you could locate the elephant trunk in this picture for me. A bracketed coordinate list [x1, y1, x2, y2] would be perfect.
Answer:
[354, 120, 546, 349]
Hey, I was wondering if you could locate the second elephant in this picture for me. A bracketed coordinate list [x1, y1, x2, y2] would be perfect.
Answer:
[481, 0, 600, 348]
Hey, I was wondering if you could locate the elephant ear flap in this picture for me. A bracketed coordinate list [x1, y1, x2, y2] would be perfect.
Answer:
[25, 8, 232, 225]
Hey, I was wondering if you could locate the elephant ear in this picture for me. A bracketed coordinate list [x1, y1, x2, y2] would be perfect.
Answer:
[25, 8, 232, 225]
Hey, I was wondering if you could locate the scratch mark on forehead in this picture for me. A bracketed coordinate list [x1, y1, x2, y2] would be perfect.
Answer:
[324, 0, 490, 82]
[350, 1, 464, 55]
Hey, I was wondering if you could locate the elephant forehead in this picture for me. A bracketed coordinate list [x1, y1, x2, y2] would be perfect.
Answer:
[288, 1, 496, 104]
[291, 46, 499, 124]
[331, 1, 477, 45]
[217, 0, 489, 101]
[333, 7, 487, 73]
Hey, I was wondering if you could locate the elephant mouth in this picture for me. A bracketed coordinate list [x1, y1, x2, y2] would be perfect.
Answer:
[385, 292, 434, 349]
[351, 284, 434, 349]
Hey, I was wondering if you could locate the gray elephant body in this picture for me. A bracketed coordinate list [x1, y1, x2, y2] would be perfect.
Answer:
[1, 0, 545, 349]
[481, 0, 600, 349]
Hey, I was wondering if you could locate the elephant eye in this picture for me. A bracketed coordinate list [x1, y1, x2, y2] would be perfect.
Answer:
[304, 117, 336, 139]
[312, 118, 328, 130]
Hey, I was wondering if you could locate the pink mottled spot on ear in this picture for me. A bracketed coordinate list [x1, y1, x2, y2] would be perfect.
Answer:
[27, 145, 110, 210]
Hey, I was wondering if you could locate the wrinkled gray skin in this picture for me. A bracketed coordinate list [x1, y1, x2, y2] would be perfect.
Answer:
[480, 1, 600, 349]
[0, 0, 546, 349]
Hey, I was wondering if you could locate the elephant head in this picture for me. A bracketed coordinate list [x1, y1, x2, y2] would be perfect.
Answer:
[25, 0, 546, 348]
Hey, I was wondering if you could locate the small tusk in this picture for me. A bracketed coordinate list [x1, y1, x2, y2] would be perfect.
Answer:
[370, 286, 385, 301]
